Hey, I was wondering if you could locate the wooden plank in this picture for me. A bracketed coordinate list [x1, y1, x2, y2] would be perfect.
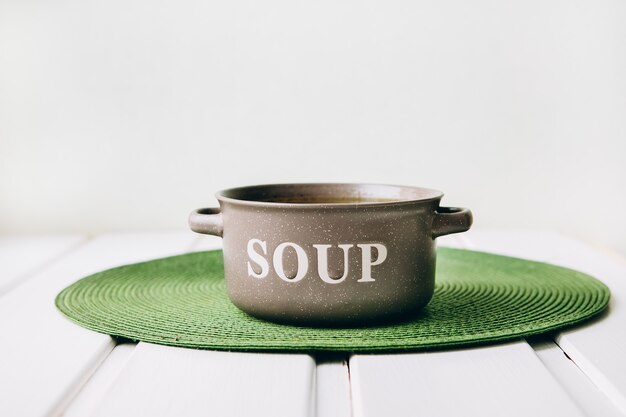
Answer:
[92, 342, 316, 417]
[466, 230, 626, 415]
[0, 232, 197, 417]
[529, 338, 622, 417]
[349, 231, 588, 417]
[63, 343, 137, 417]
[350, 341, 585, 417]
[0, 235, 85, 297]
[316, 354, 351, 417]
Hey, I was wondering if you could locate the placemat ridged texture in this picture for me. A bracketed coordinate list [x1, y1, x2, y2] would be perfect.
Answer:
[55, 248, 609, 352]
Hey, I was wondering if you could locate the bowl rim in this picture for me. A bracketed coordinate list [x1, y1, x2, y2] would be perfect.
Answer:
[215, 182, 444, 208]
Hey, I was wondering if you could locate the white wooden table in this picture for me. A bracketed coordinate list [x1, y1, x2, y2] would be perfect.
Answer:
[1, 230, 625, 417]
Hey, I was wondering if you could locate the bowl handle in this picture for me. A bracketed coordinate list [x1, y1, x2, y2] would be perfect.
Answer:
[432, 207, 473, 238]
[189, 207, 223, 237]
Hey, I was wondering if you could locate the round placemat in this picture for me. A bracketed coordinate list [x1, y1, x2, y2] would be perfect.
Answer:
[55, 248, 610, 352]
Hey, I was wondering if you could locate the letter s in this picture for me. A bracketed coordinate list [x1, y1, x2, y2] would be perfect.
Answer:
[247, 239, 269, 278]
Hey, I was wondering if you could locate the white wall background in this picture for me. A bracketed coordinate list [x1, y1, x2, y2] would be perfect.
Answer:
[1, 0, 625, 254]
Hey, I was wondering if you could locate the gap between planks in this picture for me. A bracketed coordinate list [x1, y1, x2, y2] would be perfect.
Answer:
[315, 353, 352, 417]
[61, 343, 138, 417]
[528, 337, 623, 417]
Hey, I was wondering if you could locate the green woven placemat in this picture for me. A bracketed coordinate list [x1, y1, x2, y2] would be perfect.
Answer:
[55, 248, 610, 352]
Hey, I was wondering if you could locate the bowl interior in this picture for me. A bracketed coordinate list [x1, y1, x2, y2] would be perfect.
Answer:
[218, 183, 443, 205]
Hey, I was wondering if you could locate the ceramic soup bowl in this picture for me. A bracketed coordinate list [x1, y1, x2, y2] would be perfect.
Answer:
[189, 183, 472, 325]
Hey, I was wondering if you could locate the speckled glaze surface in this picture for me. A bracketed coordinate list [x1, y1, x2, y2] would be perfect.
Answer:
[189, 183, 472, 325]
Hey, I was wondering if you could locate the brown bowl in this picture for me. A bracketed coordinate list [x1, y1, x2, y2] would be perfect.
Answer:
[189, 183, 472, 325]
